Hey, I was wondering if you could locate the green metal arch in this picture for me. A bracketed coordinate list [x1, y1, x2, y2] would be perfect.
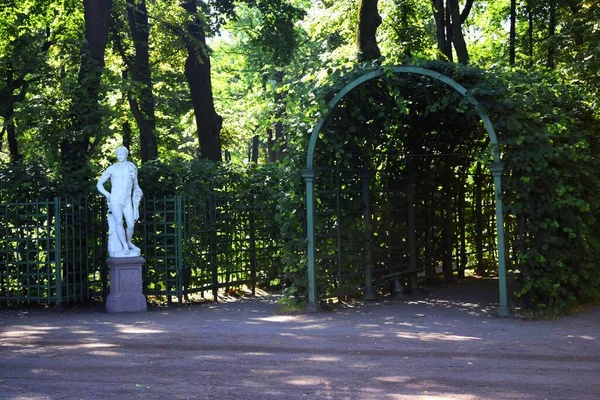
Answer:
[303, 66, 509, 316]
[306, 66, 500, 170]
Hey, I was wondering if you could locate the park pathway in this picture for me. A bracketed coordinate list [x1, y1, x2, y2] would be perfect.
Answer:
[1, 278, 599, 399]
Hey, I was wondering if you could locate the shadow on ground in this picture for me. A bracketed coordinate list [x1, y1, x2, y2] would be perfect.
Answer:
[1, 277, 598, 400]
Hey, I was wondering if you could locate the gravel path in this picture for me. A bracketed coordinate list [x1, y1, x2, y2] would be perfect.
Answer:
[1, 278, 598, 399]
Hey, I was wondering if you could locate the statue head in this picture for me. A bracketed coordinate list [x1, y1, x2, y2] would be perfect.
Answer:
[115, 146, 129, 162]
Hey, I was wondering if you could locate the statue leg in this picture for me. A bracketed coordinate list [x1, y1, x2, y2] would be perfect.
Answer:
[111, 204, 129, 253]
[124, 203, 140, 251]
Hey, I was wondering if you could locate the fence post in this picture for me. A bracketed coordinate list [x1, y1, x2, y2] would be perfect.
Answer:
[176, 196, 183, 303]
[210, 192, 219, 301]
[249, 194, 257, 296]
[54, 197, 62, 307]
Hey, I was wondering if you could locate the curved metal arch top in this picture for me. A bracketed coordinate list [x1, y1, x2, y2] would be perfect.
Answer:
[305, 66, 500, 170]
[302, 66, 509, 317]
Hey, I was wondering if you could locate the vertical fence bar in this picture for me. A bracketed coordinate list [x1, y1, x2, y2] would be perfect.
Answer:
[361, 170, 376, 300]
[210, 193, 218, 301]
[176, 196, 183, 303]
[249, 194, 257, 296]
[54, 197, 62, 306]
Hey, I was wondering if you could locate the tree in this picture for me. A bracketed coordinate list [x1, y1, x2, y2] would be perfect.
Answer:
[112, 0, 158, 162]
[357, 0, 382, 61]
[181, 0, 223, 162]
[0, 1, 53, 162]
[61, 0, 113, 181]
[431, 0, 474, 63]
[509, 0, 516, 64]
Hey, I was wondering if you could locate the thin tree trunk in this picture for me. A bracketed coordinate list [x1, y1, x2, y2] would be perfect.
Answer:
[61, 0, 113, 175]
[357, 0, 382, 61]
[251, 135, 259, 163]
[2, 61, 23, 162]
[445, 1, 454, 61]
[122, 118, 132, 150]
[528, 4, 534, 66]
[273, 72, 285, 161]
[267, 127, 275, 163]
[509, 0, 517, 64]
[181, 0, 222, 162]
[126, 0, 157, 162]
[547, 0, 556, 69]
[431, 0, 450, 59]
[448, 0, 468, 64]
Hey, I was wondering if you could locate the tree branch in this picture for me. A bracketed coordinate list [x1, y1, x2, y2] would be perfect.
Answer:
[460, 0, 475, 24]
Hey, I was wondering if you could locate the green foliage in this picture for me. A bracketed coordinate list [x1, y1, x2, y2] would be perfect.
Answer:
[0, 162, 57, 201]
[498, 67, 600, 310]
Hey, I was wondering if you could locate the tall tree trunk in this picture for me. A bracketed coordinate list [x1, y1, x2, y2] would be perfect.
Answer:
[547, 0, 556, 69]
[181, 0, 222, 162]
[126, 0, 157, 162]
[5, 109, 21, 162]
[527, 4, 534, 66]
[1, 60, 24, 162]
[357, 0, 382, 61]
[273, 71, 285, 161]
[567, 1, 584, 46]
[509, 0, 517, 65]
[431, 0, 473, 62]
[250, 135, 259, 164]
[61, 0, 113, 176]
[267, 128, 275, 163]
[445, 0, 454, 62]
[432, 0, 449, 59]
[448, 0, 468, 64]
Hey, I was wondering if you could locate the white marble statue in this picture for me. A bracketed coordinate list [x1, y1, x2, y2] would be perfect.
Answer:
[97, 146, 143, 257]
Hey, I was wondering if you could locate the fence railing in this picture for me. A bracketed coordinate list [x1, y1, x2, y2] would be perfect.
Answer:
[0, 194, 280, 305]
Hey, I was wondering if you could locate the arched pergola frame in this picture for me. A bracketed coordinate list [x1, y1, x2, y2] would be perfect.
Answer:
[302, 66, 510, 317]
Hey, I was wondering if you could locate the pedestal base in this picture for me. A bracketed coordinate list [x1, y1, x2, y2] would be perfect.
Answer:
[106, 256, 147, 313]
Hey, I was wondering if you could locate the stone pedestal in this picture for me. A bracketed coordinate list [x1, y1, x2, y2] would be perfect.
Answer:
[106, 256, 147, 313]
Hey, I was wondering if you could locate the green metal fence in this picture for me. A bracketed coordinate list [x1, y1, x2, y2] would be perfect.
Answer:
[0, 198, 105, 305]
[1, 194, 280, 305]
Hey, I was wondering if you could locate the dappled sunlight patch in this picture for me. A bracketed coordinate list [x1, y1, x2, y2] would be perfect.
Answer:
[252, 315, 302, 323]
[395, 332, 481, 342]
[402, 394, 480, 400]
[299, 355, 340, 362]
[565, 334, 596, 340]
[30, 368, 59, 376]
[54, 342, 120, 351]
[71, 330, 96, 335]
[360, 332, 386, 338]
[87, 350, 123, 357]
[244, 352, 274, 356]
[278, 332, 315, 341]
[0, 326, 60, 338]
[289, 323, 330, 331]
[286, 376, 330, 386]
[376, 376, 411, 383]
[113, 324, 165, 334]
[250, 369, 289, 375]
[194, 354, 237, 362]
[406, 299, 496, 316]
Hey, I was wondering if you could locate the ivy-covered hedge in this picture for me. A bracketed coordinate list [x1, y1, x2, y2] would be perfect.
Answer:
[1, 62, 599, 312]
[277, 60, 600, 311]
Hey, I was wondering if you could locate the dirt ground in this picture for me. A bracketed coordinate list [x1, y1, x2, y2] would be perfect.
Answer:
[1, 278, 598, 400]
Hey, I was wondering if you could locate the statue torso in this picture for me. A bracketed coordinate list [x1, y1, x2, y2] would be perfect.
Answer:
[109, 161, 137, 204]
